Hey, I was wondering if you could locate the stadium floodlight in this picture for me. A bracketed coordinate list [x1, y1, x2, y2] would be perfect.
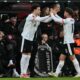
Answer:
[4, 0, 7, 2]
[55, 0, 59, 3]
[67, 0, 71, 3]
[29, 0, 33, 3]
[42, 0, 46, 3]
[17, 0, 20, 2]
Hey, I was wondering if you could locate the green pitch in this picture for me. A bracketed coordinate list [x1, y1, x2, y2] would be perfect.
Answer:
[0, 77, 80, 80]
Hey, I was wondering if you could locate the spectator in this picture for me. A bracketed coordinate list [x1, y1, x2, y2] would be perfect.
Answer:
[0, 31, 9, 77]
[0, 14, 20, 77]
[40, 7, 56, 38]
[73, 7, 80, 34]
[34, 33, 53, 77]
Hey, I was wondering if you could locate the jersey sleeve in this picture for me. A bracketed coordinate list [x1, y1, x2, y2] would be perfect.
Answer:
[41, 17, 52, 23]
[51, 13, 69, 24]
[27, 14, 49, 22]
[55, 14, 62, 20]
[35, 16, 50, 22]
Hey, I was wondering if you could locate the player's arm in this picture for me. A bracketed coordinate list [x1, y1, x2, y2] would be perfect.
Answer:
[35, 16, 50, 22]
[50, 13, 64, 24]
[41, 17, 52, 23]
[55, 14, 62, 20]
[27, 15, 50, 22]
[50, 13, 67, 24]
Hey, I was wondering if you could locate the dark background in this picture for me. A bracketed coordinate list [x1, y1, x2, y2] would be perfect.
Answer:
[0, 0, 80, 14]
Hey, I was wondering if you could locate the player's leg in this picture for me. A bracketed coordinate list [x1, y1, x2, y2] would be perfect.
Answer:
[49, 54, 66, 77]
[68, 43, 80, 77]
[54, 54, 66, 77]
[49, 43, 67, 77]
[20, 38, 32, 78]
[53, 43, 67, 77]
[69, 55, 80, 77]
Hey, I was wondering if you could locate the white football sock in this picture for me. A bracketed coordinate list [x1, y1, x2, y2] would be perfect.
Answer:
[72, 58, 80, 74]
[20, 54, 28, 74]
[25, 55, 31, 73]
[55, 60, 64, 76]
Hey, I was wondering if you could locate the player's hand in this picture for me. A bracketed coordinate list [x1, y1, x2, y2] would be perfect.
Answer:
[50, 8, 56, 15]
[53, 10, 57, 15]
[50, 8, 53, 13]
[48, 8, 53, 17]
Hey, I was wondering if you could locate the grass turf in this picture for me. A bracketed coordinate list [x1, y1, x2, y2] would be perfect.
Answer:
[0, 77, 80, 80]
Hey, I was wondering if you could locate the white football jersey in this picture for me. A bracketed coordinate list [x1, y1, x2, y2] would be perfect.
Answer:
[63, 18, 75, 44]
[21, 13, 49, 41]
[51, 13, 75, 44]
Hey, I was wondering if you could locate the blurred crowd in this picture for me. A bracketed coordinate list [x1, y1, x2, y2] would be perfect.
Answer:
[0, 3, 80, 77]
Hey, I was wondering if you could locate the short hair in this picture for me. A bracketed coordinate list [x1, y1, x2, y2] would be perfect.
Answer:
[31, 3, 40, 12]
[65, 7, 74, 17]
[50, 3, 60, 9]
